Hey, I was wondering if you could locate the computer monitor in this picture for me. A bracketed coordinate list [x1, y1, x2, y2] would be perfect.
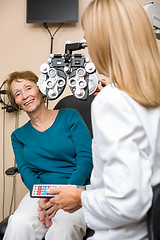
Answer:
[26, 0, 79, 23]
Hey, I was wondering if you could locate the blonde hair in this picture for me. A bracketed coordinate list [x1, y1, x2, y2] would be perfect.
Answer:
[6, 71, 39, 110]
[82, 0, 160, 107]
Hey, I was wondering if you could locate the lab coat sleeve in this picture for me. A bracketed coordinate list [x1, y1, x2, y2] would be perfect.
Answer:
[81, 87, 153, 230]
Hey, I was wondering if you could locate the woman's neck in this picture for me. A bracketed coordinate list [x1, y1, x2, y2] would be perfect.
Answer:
[28, 106, 58, 131]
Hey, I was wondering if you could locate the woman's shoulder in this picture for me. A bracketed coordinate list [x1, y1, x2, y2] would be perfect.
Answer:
[94, 85, 136, 105]
[92, 85, 138, 116]
[95, 84, 127, 100]
[59, 108, 80, 117]
[58, 108, 84, 126]
[11, 121, 31, 137]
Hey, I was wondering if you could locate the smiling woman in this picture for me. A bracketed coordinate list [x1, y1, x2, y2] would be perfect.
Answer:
[11, 79, 43, 113]
[3, 70, 93, 240]
[7, 71, 40, 111]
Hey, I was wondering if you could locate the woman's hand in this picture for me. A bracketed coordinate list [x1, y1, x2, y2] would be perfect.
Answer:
[38, 209, 52, 228]
[93, 79, 109, 96]
[38, 198, 58, 227]
[46, 186, 84, 213]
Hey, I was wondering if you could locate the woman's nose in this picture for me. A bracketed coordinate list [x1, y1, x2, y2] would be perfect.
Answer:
[21, 90, 29, 99]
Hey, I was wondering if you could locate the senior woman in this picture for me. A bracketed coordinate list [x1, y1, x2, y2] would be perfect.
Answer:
[3, 70, 93, 240]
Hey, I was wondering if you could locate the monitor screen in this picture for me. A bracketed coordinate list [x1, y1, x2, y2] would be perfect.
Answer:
[26, 0, 79, 23]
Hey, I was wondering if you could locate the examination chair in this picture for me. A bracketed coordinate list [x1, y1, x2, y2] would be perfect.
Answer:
[0, 95, 95, 240]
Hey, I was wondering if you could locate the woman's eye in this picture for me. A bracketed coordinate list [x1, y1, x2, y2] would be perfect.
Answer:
[15, 93, 21, 98]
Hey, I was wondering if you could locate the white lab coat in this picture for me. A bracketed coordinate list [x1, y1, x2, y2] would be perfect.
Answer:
[81, 85, 160, 240]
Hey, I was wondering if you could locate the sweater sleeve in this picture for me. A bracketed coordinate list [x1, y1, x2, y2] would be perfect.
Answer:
[81, 87, 153, 230]
[11, 132, 41, 190]
[67, 110, 93, 185]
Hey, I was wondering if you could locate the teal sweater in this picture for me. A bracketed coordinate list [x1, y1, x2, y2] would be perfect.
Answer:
[11, 109, 93, 190]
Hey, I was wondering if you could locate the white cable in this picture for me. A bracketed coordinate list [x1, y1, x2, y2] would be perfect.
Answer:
[2, 98, 6, 220]
[9, 111, 20, 214]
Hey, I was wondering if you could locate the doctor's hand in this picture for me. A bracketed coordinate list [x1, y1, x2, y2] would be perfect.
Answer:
[93, 79, 109, 96]
[46, 186, 84, 213]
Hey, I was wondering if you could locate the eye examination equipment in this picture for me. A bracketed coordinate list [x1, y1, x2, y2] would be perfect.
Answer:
[143, 1, 160, 40]
[0, 81, 16, 112]
[0, 40, 98, 112]
[37, 39, 98, 100]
